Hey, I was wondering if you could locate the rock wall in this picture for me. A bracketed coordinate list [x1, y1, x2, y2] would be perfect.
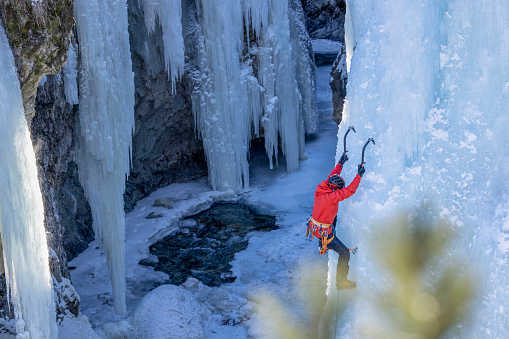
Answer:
[0, 0, 74, 125]
[301, 0, 346, 42]
[32, 73, 94, 274]
[330, 43, 348, 125]
[124, 0, 208, 211]
[302, 0, 347, 126]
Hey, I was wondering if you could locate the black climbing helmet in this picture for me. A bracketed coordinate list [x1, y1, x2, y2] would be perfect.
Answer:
[328, 174, 345, 188]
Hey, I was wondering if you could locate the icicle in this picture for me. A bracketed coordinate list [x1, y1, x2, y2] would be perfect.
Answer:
[260, 0, 302, 172]
[257, 46, 279, 169]
[242, 0, 269, 43]
[74, 0, 135, 315]
[0, 24, 57, 339]
[143, 0, 185, 93]
[192, 0, 252, 191]
[288, 0, 317, 135]
[62, 40, 79, 105]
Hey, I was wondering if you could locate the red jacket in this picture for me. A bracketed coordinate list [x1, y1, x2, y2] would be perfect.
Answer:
[311, 163, 361, 226]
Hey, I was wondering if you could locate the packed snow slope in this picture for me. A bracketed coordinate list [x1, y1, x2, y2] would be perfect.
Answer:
[338, 0, 509, 337]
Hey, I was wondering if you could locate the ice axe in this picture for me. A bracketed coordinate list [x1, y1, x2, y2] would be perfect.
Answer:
[361, 137, 375, 166]
[343, 126, 356, 155]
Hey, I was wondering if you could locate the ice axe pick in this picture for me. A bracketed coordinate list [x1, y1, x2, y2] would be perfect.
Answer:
[361, 137, 375, 166]
[343, 126, 356, 155]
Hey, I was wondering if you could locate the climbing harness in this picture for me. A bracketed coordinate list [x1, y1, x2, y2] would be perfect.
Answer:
[306, 218, 334, 255]
[307, 218, 359, 256]
[361, 137, 375, 166]
[343, 126, 356, 155]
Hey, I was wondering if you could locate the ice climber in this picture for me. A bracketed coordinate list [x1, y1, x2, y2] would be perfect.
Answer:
[306, 153, 364, 290]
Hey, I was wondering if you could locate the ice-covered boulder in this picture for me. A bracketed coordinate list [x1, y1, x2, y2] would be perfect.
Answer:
[128, 285, 208, 338]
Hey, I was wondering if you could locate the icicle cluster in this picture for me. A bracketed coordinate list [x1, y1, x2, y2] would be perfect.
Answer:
[188, 0, 316, 191]
[0, 24, 57, 339]
[62, 41, 78, 105]
[143, 0, 185, 93]
[74, 0, 135, 315]
[191, 0, 253, 191]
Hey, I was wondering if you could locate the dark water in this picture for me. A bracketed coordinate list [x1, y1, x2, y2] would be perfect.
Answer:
[141, 202, 277, 286]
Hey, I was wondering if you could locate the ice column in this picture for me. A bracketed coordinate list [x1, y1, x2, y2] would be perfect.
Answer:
[143, 0, 185, 92]
[0, 24, 57, 339]
[252, 0, 303, 172]
[62, 41, 79, 105]
[74, 0, 135, 315]
[192, 0, 256, 191]
[289, 0, 317, 135]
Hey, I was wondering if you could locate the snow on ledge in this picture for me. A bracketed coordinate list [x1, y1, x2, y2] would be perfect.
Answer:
[311, 39, 343, 54]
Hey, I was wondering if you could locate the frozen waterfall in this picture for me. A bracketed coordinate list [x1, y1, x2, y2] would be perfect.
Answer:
[74, 0, 135, 315]
[335, 0, 509, 336]
[143, 0, 185, 93]
[0, 25, 57, 339]
[188, 0, 316, 191]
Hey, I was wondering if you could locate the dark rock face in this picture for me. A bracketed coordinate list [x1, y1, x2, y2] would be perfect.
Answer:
[0, 0, 75, 125]
[31, 74, 94, 276]
[301, 0, 346, 42]
[330, 44, 348, 125]
[30, 74, 92, 317]
[124, 0, 207, 211]
[301, 0, 348, 126]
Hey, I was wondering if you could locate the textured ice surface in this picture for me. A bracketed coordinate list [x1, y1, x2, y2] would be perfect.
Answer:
[74, 0, 135, 315]
[0, 24, 57, 339]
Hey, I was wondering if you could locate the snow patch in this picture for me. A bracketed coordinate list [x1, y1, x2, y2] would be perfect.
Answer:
[128, 285, 208, 338]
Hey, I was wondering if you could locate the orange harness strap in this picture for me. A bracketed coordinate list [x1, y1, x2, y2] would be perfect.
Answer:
[307, 218, 335, 255]
[319, 234, 334, 255]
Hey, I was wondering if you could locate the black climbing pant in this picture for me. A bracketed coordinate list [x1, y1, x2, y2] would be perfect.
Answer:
[319, 233, 351, 283]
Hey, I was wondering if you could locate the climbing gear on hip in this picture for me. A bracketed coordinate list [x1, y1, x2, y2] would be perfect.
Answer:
[306, 218, 334, 255]
[307, 218, 332, 240]
[319, 234, 334, 255]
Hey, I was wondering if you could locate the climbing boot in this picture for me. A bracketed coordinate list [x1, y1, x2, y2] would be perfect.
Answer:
[336, 279, 356, 290]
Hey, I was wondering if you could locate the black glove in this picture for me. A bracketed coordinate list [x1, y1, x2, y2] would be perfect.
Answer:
[358, 164, 366, 177]
[339, 153, 349, 165]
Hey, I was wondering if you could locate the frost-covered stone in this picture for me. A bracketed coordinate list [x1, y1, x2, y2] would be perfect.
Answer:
[58, 315, 100, 339]
[129, 285, 208, 339]
[206, 286, 247, 313]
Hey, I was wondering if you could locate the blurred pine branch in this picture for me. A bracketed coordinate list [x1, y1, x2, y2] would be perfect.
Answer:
[251, 206, 475, 339]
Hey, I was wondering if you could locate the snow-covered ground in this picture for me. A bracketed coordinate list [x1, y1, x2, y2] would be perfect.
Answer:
[63, 64, 340, 338]
[311, 39, 342, 54]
